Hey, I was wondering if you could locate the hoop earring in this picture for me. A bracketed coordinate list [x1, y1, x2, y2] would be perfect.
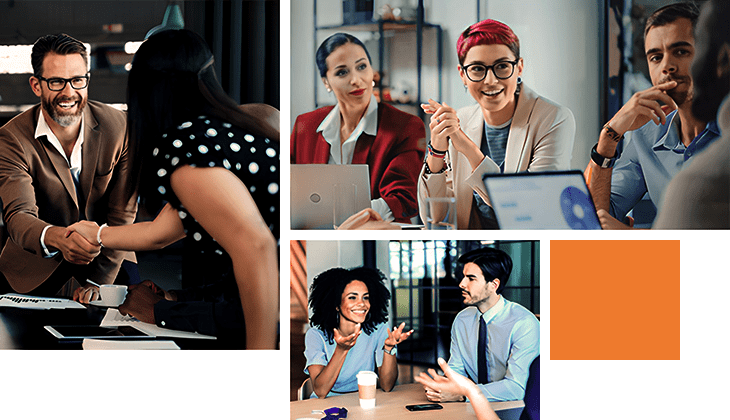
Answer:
[517, 76, 522, 84]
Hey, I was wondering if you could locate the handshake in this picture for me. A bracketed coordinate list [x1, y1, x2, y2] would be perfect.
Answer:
[48, 221, 106, 266]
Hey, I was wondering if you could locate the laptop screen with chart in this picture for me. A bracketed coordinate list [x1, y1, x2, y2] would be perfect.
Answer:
[482, 170, 602, 229]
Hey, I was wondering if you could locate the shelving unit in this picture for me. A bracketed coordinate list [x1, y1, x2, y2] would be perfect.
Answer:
[312, 0, 442, 122]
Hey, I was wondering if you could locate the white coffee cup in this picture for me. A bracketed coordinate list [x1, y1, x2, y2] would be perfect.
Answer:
[99, 284, 127, 306]
[356, 370, 378, 409]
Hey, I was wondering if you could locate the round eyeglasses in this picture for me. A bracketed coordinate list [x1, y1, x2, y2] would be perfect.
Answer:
[462, 60, 518, 82]
[37, 73, 90, 91]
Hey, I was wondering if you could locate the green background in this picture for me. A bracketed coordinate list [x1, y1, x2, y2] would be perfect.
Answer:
[0, 0, 730, 420]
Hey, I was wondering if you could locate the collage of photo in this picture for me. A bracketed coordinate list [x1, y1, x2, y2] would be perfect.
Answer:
[0, 1, 727, 419]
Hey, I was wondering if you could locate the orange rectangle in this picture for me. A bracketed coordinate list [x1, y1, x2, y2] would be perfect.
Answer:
[550, 240, 680, 360]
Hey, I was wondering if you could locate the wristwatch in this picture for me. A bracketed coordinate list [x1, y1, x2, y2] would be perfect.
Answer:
[383, 345, 397, 356]
[590, 143, 617, 169]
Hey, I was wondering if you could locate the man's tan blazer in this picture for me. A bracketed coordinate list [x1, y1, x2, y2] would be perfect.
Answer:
[0, 100, 137, 293]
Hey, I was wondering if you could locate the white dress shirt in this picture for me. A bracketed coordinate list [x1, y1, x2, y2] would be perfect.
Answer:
[34, 109, 85, 257]
[316, 95, 393, 221]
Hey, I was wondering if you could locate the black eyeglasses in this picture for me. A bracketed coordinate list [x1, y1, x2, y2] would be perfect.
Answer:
[462, 60, 518, 82]
[37, 73, 90, 91]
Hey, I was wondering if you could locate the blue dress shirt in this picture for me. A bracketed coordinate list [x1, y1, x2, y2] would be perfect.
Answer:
[448, 297, 539, 402]
[609, 110, 720, 221]
[304, 323, 388, 398]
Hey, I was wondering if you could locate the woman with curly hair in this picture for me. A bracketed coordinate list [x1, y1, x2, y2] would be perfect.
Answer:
[304, 266, 413, 398]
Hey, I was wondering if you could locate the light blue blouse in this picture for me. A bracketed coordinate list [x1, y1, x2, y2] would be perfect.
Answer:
[304, 323, 388, 398]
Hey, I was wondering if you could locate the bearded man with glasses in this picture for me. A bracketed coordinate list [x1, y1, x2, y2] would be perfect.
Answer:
[0, 33, 137, 298]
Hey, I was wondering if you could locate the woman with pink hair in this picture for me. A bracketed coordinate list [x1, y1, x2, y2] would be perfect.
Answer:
[418, 19, 576, 229]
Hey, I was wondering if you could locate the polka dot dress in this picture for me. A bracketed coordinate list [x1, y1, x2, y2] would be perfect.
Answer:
[150, 115, 279, 266]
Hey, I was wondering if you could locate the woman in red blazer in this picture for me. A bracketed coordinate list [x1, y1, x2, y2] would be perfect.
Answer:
[291, 33, 425, 224]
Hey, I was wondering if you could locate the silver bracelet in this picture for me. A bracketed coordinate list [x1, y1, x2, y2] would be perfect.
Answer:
[97, 223, 108, 247]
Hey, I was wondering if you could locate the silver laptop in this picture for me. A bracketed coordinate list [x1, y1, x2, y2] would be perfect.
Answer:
[291, 164, 371, 229]
[482, 170, 602, 229]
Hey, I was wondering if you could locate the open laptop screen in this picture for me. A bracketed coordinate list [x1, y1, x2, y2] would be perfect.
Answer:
[482, 170, 601, 230]
[291, 164, 371, 229]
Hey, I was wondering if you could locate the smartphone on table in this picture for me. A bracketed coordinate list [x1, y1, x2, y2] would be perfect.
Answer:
[405, 403, 443, 411]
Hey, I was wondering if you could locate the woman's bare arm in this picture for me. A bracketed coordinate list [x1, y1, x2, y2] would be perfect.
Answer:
[67, 203, 186, 251]
[170, 165, 278, 349]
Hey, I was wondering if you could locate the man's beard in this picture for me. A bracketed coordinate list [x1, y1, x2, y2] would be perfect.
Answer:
[463, 290, 488, 307]
[42, 93, 86, 127]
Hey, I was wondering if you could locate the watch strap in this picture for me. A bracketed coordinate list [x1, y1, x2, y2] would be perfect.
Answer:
[590, 143, 617, 169]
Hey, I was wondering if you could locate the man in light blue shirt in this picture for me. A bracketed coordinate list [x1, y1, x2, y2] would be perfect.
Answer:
[423, 247, 539, 402]
[587, 3, 721, 228]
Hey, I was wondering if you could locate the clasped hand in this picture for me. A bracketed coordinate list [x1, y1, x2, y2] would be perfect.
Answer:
[56, 220, 102, 265]
[66, 220, 102, 246]
[422, 99, 468, 154]
[118, 280, 170, 324]
[40, 222, 100, 266]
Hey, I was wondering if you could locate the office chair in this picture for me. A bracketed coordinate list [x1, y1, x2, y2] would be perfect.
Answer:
[297, 377, 313, 400]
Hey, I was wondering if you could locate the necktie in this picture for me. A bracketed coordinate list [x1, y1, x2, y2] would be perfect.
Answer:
[478, 316, 489, 384]
[72, 170, 86, 220]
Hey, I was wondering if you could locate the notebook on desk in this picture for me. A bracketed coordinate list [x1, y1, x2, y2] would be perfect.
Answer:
[482, 170, 602, 230]
[290, 164, 371, 229]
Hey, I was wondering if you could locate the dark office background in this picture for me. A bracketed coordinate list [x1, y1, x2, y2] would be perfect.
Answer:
[0, 0, 280, 127]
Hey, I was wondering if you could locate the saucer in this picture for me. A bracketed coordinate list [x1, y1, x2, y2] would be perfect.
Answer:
[89, 300, 120, 308]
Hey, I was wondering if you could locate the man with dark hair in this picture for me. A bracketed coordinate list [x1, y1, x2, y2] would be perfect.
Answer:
[423, 247, 539, 403]
[654, 0, 730, 228]
[587, 2, 721, 228]
[0, 33, 137, 297]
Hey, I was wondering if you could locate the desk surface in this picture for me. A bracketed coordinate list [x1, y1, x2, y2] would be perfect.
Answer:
[290, 383, 524, 420]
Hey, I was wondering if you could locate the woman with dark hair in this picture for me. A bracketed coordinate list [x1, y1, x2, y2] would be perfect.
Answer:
[419, 19, 576, 229]
[67, 29, 279, 349]
[291, 32, 425, 225]
[304, 266, 413, 398]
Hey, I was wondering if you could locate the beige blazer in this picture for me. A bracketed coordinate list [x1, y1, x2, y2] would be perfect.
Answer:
[418, 84, 576, 229]
[0, 101, 137, 293]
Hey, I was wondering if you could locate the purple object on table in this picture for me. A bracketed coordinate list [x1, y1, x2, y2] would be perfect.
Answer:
[322, 406, 348, 419]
